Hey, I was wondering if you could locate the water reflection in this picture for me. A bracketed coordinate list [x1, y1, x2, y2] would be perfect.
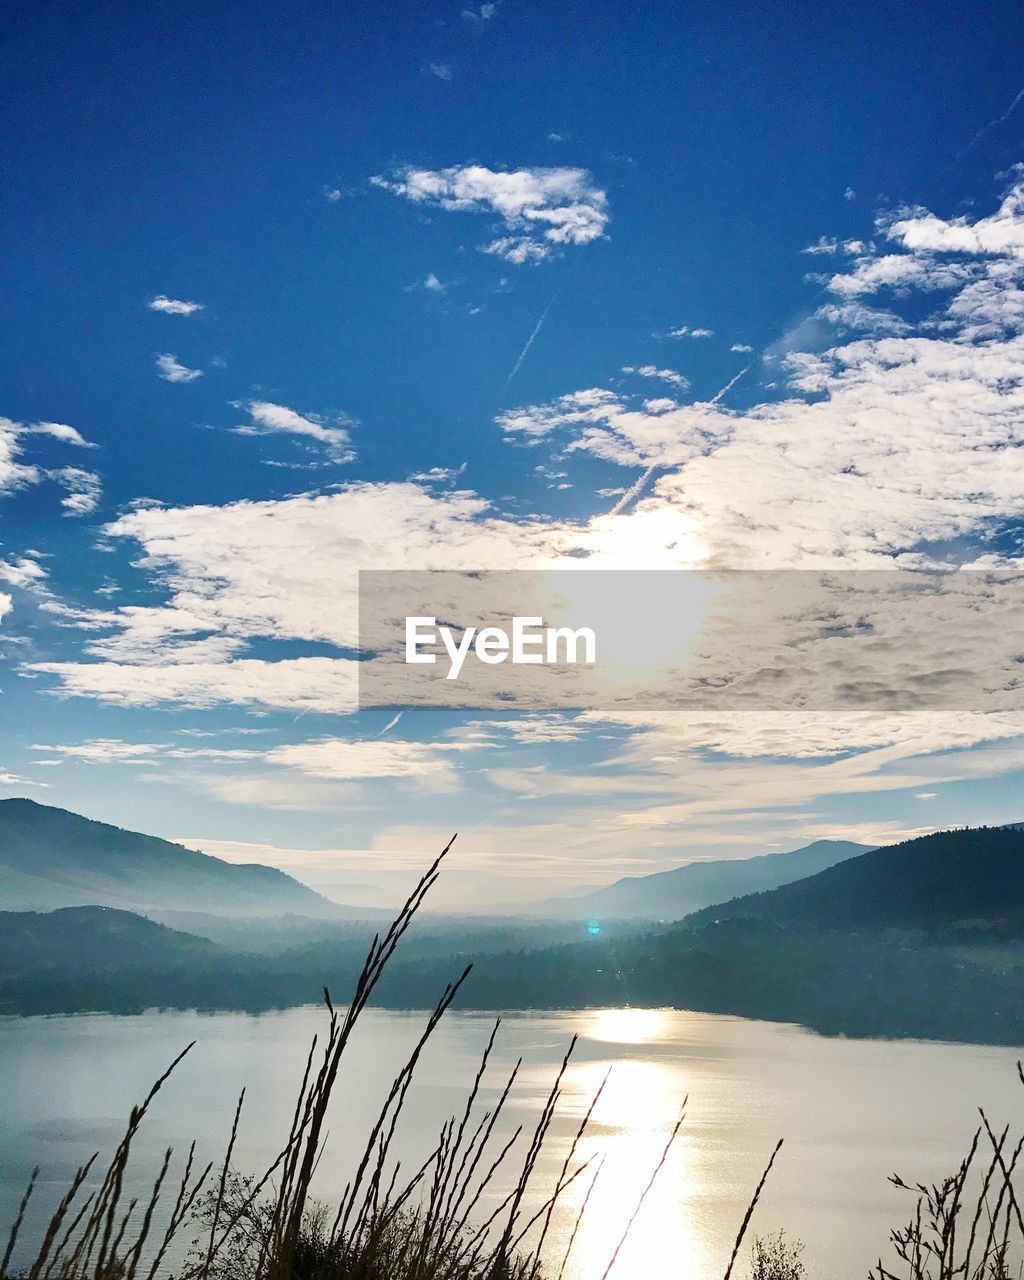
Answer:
[1, 1005, 1020, 1280]
[564, 1056, 708, 1279]
[586, 1007, 669, 1046]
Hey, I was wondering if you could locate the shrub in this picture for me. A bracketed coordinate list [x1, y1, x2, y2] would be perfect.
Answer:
[751, 1231, 805, 1280]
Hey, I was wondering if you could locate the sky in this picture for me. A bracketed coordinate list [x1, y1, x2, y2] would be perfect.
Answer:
[3, 0, 1024, 909]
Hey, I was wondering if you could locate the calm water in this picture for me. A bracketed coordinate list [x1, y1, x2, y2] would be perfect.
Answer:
[1, 1006, 1022, 1278]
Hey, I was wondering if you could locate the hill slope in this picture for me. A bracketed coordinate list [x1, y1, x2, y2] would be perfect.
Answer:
[687, 826, 1024, 934]
[0, 906, 223, 976]
[0, 798, 339, 917]
[532, 839, 874, 920]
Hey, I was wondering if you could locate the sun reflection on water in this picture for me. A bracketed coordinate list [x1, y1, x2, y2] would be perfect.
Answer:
[588, 1007, 669, 1046]
[552, 1009, 712, 1279]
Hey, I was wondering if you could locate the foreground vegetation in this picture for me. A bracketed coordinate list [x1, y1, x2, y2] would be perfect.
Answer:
[3, 840, 1024, 1279]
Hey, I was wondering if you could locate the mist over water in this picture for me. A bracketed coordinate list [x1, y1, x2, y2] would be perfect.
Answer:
[2, 1006, 1019, 1279]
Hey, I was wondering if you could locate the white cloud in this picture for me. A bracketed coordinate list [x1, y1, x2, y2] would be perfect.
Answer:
[802, 237, 839, 255]
[236, 400, 355, 457]
[0, 419, 42, 496]
[0, 416, 98, 587]
[473, 709, 1024, 852]
[622, 365, 691, 391]
[148, 295, 204, 316]
[155, 353, 203, 383]
[267, 737, 465, 789]
[29, 656, 360, 712]
[482, 237, 552, 265]
[100, 482, 568, 644]
[0, 557, 45, 589]
[27, 482, 578, 710]
[730, 344, 753, 353]
[32, 421, 95, 448]
[668, 325, 713, 338]
[51, 466, 101, 516]
[372, 164, 608, 263]
[424, 63, 453, 80]
[828, 253, 971, 298]
[30, 738, 259, 765]
[497, 386, 732, 468]
[29, 732, 465, 806]
[0, 769, 44, 788]
[408, 464, 466, 484]
[817, 301, 910, 334]
[195, 773, 365, 811]
[449, 714, 586, 745]
[887, 183, 1024, 258]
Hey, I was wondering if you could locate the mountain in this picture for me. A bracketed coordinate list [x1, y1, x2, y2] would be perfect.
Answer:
[0, 905, 331, 1015]
[686, 826, 1024, 935]
[0, 905, 223, 977]
[530, 839, 875, 920]
[0, 798, 341, 917]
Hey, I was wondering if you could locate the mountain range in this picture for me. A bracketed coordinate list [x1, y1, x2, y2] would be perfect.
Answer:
[530, 838, 875, 919]
[3, 805, 1024, 1043]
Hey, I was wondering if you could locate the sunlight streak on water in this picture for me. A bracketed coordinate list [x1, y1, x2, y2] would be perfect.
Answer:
[564, 1056, 708, 1279]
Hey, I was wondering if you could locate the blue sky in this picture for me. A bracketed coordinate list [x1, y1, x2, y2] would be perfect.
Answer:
[3, 0, 1024, 909]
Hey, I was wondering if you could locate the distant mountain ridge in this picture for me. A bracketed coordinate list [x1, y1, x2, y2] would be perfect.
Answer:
[686, 826, 1024, 934]
[531, 838, 876, 920]
[5, 823, 1024, 1044]
[0, 798, 342, 917]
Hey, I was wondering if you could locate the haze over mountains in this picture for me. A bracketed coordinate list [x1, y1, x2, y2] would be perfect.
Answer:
[2, 799, 1024, 1043]
[374, 825, 1024, 1042]
[531, 839, 875, 919]
[0, 797, 877, 921]
[0, 799, 342, 917]
[3, 820, 1023, 1044]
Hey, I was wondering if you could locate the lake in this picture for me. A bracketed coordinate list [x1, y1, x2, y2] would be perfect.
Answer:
[1, 1005, 1021, 1278]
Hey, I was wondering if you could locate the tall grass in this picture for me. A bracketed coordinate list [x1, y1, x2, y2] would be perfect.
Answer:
[2, 836, 1023, 1279]
[870, 1084, 1024, 1280]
